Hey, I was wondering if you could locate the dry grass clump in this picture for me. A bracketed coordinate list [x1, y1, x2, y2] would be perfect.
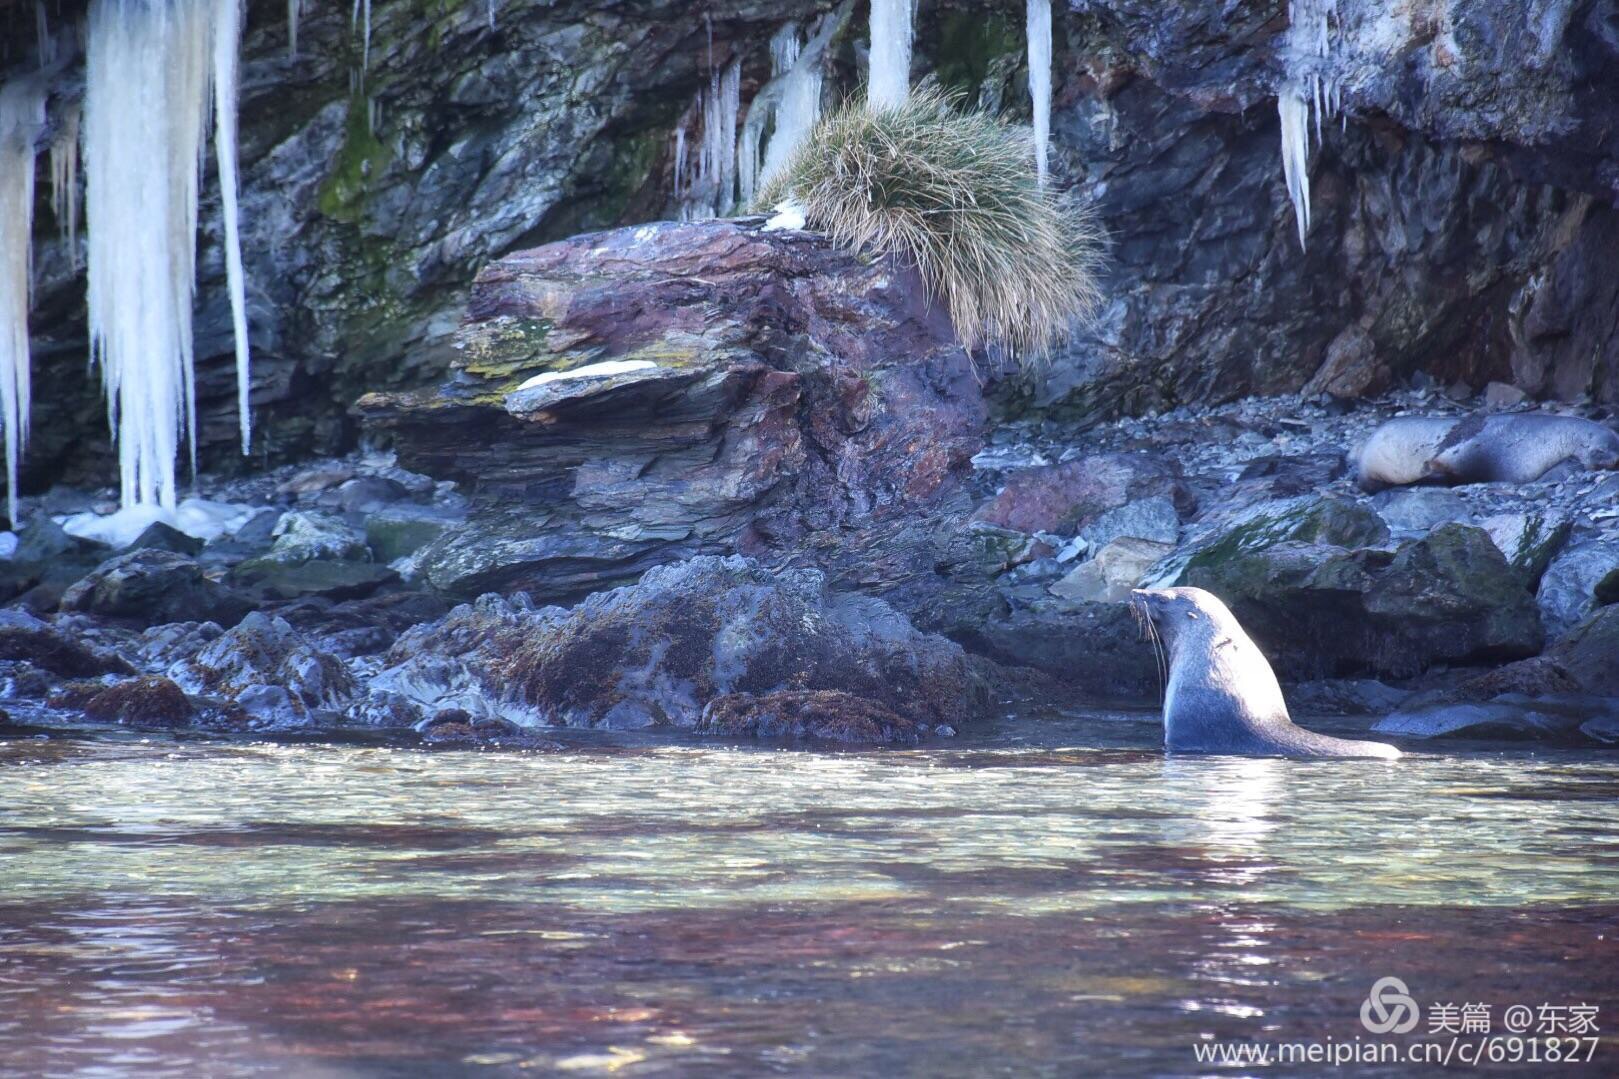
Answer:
[755, 85, 1104, 361]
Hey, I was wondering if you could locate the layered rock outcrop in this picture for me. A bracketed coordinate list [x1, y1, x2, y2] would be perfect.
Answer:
[358, 218, 986, 608]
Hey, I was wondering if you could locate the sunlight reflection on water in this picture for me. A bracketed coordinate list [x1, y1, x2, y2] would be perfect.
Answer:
[2, 718, 1617, 1075]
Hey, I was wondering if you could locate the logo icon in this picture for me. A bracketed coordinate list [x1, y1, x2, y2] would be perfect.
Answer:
[1361, 976, 1420, 1034]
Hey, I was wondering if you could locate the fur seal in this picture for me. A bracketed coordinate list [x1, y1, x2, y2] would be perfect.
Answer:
[1356, 413, 1619, 492]
[1132, 587, 1401, 759]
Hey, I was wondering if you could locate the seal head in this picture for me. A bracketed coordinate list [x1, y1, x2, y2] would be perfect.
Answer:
[1133, 586, 1401, 759]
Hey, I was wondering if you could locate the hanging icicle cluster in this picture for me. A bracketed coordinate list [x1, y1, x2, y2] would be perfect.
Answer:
[868, 0, 913, 109]
[1277, 0, 1340, 250]
[672, 54, 742, 221]
[83, 0, 253, 511]
[0, 79, 45, 526]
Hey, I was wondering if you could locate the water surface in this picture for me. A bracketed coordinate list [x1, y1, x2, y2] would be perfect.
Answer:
[2, 713, 1616, 1075]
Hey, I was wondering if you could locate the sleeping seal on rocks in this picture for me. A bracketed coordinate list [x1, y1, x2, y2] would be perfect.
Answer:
[1356, 413, 1619, 491]
[1132, 587, 1401, 759]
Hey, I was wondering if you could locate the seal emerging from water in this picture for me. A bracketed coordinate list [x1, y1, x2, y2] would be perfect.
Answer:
[1132, 587, 1401, 759]
[1356, 413, 1619, 492]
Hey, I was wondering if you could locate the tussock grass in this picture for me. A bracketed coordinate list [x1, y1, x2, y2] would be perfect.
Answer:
[755, 85, 1104, 362]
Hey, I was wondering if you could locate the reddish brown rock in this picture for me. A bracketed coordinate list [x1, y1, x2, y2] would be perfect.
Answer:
[356, 219, 986, 608]
[973, 453, 1194, 536]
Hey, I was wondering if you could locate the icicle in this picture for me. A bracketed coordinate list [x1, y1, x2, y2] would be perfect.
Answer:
[214, 0, 252, 455]
[1277, 0, 1339, 251]
[0, 80, 45, 525]
[868, 0, 913, 108]
[673, 126, 687, 200]
[692, 59, 740, 218]
[756, 15, 836, 193]
[85, 0, 252, 510]
[1278, 89, 1311, 250]
[48, 101, 81, 265]
[487, 0, 497, 32]
[35, 1, 56, 66]
[759, 53, 822, 187]
[1026, 0, 1052, 187]
[737, 122, 761, 208]
[287, 0, 300, 57]
[351, 0, 371, 72]
[769, 23, 800, 76]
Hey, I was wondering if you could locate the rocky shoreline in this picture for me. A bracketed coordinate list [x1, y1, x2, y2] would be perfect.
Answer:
[3, 220, 1617, 749]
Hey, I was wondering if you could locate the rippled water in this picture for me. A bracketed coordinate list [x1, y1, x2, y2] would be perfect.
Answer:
[3, 713, 1617, 1076]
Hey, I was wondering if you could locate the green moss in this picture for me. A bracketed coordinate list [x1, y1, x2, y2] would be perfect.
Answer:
[926, 9, 1025, 103]
[317, 94, 394, 224]
[460, 318, 559, 380]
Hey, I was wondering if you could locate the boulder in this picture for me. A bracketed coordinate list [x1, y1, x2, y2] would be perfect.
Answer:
[1180, 523, 1543, 679]
[358, 219, 986, 612]
[1551, 605, 1619, 696]
[123, 522, 205, 557]
[1078, 496, 1182, 549]
[227, 559, 399, 602]
[0, 518, 112, 606]
[364, 555, 988, 732]
[1373, 488, 1474, 535]
[1536, 539, 1619, 639]
[1147, 494, 1389, 589]
[0, 608, 134, 679]
[974, 453, 1193, 536]
[331, 476, 410, 514]
[265, 511, 370, 564]
[1480, 513, 1571, 583]
[1049, 537, 1175, 604]
[59, 550, 253, 628]
[364, 505, 461, 564]
[170, 612, 357, 726]
[74, 677, 197, 729]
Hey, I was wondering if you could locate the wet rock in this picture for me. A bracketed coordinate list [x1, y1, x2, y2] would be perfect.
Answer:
[360, 219, 985, 611]
[1373, 489, 1474, 535]
[1374, 694, 1619, 743]
[227, 559, 398, 603]
[417, 709, 563, 748]
[123, 522, 205, 557]
[332, 477, 409, 515]
[1078, 496, 1181, 549]
[0, 609, 134, 679]
[974, 454, 1192, 536]
[171, 612, 357, 726]
[1049, 537, 1175, 604]
[1285, 679, 1412, 717]
[1536, 539, 1619, 639]
[1480, 513, 1571, 583]
[265, 512, 370, 564]
[1547, 605, 1619, 697]
[1149, 495, 1389, 590]
[1181, 524, 1543, 679]
[367, 555, 988, 732]
[59, 550, 253, 628]
[363, 505, 464, 565]
[946, 601, 1161, 700]
[0, 518, 111, 606]
[74, 677, 196, 729]
[276, 465, 355, 498]
[697, 691, 925, 745]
